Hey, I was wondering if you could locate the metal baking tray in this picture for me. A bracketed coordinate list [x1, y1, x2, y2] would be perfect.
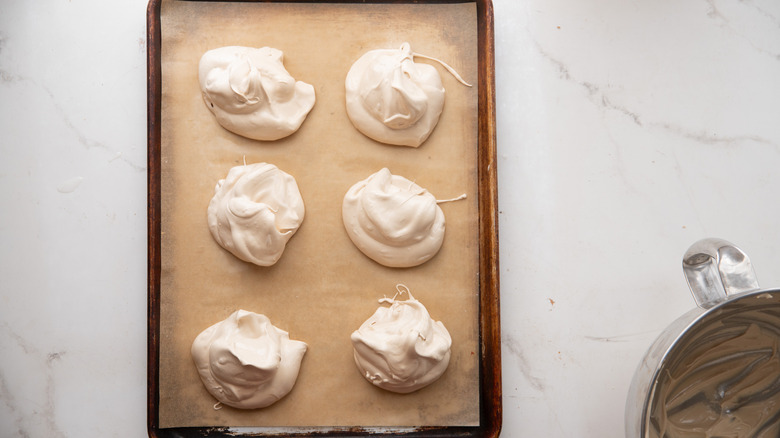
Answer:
[147, 0, 500, 436]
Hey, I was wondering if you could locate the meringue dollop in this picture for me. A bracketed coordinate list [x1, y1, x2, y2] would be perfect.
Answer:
[191, 310, 307, 409]
[345, 43, 445, 147]
[207, 162, 304, 266]
[342, 168, 445, 268]
[199, 46, 315, 141]
[351, 285, 452, 393]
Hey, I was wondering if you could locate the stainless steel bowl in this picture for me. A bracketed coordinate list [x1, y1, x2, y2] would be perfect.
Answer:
[626, 238, 780, 438]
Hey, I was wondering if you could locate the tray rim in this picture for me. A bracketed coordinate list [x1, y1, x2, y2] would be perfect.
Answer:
[146, 0, 501, 436]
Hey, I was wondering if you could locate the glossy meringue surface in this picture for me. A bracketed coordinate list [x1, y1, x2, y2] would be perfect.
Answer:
[345, 43, 445, 147]
[199, 46, 315, 141]
[342, 168, 445, 268]
[191, 310, 307, 409]
[351, 287, 452, 393]
[207, 162, 304, 266]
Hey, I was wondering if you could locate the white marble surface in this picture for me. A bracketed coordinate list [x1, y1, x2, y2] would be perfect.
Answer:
[0, 0, 779, 437]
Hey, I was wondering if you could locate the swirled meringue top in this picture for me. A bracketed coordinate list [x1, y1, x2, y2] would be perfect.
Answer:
[207, 162, 304, 266]
[345, 43, 445, 147]
[191, 310, 307, 409]
[199, 46, 315, 141]
[351, 286, 452, 393]
[342, 168, 445, 268]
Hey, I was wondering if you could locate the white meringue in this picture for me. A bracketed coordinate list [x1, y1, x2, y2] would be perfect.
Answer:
[191, 310, 307, 409]
[207, 162, 304, 266]
[351, 285, 452, 393]
[199, 46, 315, 141]
[342, 168, 445, 268]
[345, 43, 445, 147]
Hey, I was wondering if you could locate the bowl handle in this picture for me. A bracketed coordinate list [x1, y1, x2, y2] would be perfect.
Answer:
[682, 238, 760, 309]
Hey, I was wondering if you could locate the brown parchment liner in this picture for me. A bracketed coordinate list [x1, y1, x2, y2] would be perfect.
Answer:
[158, 0, 479, 428]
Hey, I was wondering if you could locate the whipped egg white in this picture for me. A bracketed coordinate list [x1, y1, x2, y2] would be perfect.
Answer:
[351, 285, 452, 393]
[191, 310, 307, 409]
[345, 42, 470, 147]
[199, 46, 315, 141]
[207, 162, 304, 266]
[342, 168, 446, 268]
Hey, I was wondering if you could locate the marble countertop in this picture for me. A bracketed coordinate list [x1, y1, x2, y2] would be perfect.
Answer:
[1, 0, 779, 436]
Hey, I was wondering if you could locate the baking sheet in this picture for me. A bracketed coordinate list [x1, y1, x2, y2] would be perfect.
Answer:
[157, 0, 481, 429]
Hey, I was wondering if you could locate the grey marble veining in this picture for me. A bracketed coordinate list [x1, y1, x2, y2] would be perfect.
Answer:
[1, 0, 149, 437]
[0, 0, 779, 437]
[496, 0, 780, 436]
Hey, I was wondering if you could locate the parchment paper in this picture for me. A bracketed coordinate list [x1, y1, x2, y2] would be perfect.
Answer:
[159, 0, 480, 428]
